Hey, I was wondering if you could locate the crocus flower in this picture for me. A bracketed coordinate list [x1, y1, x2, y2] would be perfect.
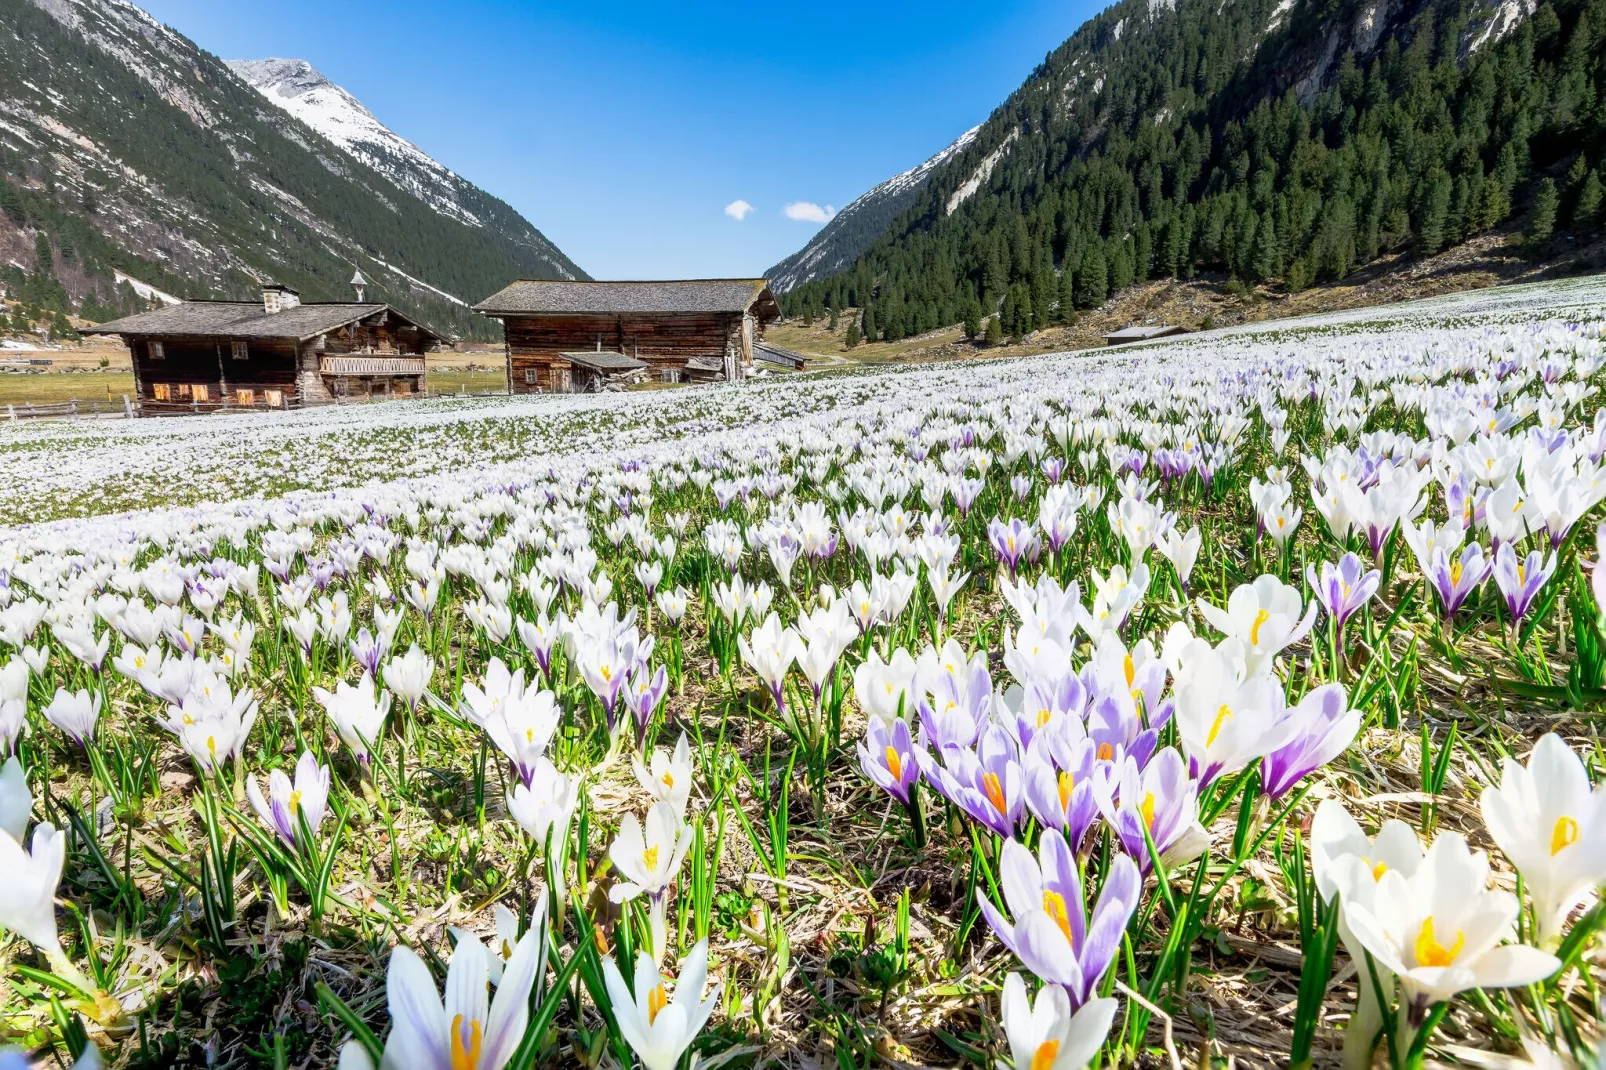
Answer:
[1491, 543, 1556, 625]
[1425, 543, 1492, 618]
[603, 939, 722, 1070]
[42, 687, 101, 747]
[977, 832, 1139, 1008]
[920, 724, 1026, 839]
[1172, 646, 1295, 787]
[383, 643, 435, 711]
[514, 614, 561, 680]
[999, 973, 1119, 1070]
[1305, 553, 1381, 632]
[450, 899, 546, 987]
[609, 802, 692, 904]
[352, 928, 543, 1070]
[1093, 748, 1209, 874]
[1023, 733, 1100, 852]
[738, 612, 804, 718]
[245, 751, 331, 849]
[1195, 575, 1315, 676]
[988, 516, 1040, 578]
[0, 755, 31, 843]
[1260, 683, 1359, 801]
[622, 662, 670, 746]
[633, 734, 693, 819]
[313, 672, 391, 764]
[0, 656, 25, 756]
[1337, 831, 1558, 1010]
[506, 758, 579, 848]
[463, 665, 561, 789]
[857, 715, 919, 805]
[0, 819, 66, 961]
[1479, 733, 1606, 946]
[853, 647, 918, 727]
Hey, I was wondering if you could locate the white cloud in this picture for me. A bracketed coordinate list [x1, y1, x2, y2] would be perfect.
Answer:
[783, 201, 837, 223]
[724, 199, 754, 221]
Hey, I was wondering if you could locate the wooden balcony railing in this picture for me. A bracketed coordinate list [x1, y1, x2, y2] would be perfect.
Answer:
[320, 356, 426, 376]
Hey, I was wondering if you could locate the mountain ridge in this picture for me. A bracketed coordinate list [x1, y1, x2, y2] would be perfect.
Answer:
[0, 0, 585, 340]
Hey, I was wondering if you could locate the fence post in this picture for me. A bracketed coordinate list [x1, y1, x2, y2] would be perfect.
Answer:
[123, 395, 134, 418]
[6, 404, 13, 423]
[69, 398, 78, 420]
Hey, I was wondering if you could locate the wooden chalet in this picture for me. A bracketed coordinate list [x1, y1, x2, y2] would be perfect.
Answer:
[473, 279, 782, 394]
[84, 283, 445, 415]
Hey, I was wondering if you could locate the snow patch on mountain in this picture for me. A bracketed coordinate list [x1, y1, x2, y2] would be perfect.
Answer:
[227, 58, 482, 229]
[946, 129, 1019, 216]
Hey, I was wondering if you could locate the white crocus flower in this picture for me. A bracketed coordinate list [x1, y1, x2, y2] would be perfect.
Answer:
[1, 755, 31, 843]
[603, 939, 722, 1070]
[609, 802, 693, 903]
[0, 819, 67, 961]
[737, 612, 804, 700]
[851, 647, 918, 726]
[367, 929, 543, 1070]
[383, 643, 435, 711]
[1337, 831, 1558, 1023]
[1195, 574, 1315, 676]
[506, 758, 579, 867]
[450, 899, 546, 987]
[312, 672, 391, 763]
[246, 751, 332, 850]
[633, 734, 694, 819]
[999, 972, 1119, 1070]
[42, 687, 102, 747]
[1171, 646, 1295, 786]
[1311, 800, 1426, 1070]
[1480, 733, 1606, 946]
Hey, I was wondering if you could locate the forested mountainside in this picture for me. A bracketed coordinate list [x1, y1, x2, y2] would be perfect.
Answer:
[777, 0, 1606, 342]
[0, 0, 585, 342]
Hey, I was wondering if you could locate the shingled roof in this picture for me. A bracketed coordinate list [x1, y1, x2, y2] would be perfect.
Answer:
[475, 279, 779, 318]
[84, 302, 444, 343]
[560, 351, 648, 372]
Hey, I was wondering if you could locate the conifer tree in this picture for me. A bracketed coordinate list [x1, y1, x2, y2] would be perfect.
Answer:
[1574, 169, 1602, 229]
[1528, 178, 1559, 247]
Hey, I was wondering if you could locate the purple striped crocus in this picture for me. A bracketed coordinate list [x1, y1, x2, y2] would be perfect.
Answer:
[1306, 552, 1381, 632]
[1260, 684, 1359, 801]
[1492, 543, 1557, 625]
[858, 716, 919, 805]
[977, 832, 1140, 1008]
[988, 517, 1040, 579]
[1093, 748, 1208, 875]
[1426, 543, 1492, 618]
[918, 724, 1025, 839]
[1023, 734, 1100, 853]
[245, 750, 330, 849]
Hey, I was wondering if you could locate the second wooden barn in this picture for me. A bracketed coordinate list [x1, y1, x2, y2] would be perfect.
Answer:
[474, 279, 782, 393]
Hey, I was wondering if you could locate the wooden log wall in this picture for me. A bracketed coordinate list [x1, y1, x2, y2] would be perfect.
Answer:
[129, 337, 300, 406]
[503, 313, 746, 394]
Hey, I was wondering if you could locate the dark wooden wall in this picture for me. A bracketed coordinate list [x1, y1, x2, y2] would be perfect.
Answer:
[130, 337, 300, 408]
[502, 313, 745, 394]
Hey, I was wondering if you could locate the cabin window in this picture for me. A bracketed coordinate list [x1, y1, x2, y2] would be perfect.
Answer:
[176, 383, 192, 400]
[235, 389, 254, 406]
[394, 380, 411, 396]
[191, 383, 210, 403]
[152, 383, 171, 401]
[148, 341, 165, 360]
[524, 368, 540, 384]
[231, 341, 248, 361]
[264, 389, 284, 407]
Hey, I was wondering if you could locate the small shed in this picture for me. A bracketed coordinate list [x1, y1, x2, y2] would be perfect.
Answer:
[84, 282, 445, 414]
[1101, 324, 1192, 346]
[560, 350, 649, 392]
[752, 342, 809, 371]
[474, 279, 781, 393]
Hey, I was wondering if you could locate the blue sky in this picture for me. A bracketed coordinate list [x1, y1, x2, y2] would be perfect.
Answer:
[138, 0, 1097, 280]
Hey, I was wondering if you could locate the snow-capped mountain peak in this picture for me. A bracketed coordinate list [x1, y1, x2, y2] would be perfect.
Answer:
[226, 57, 481, 229]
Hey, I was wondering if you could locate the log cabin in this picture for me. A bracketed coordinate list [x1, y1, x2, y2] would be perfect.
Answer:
[84, 283, 445, 415]
[473, 279, 782, 394]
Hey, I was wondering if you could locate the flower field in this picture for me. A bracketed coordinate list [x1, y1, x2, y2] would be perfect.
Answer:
[3, 275, 1606, 1069]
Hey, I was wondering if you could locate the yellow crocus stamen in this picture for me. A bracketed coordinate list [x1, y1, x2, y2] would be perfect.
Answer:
[1371, 859, 1388, 881]
[1139, 791, 1157, 828]
[1249, 608, 1270, 646]
[1413, 916, 1464, 968]
[1449, 560, 1462, 585]
[1031, 1039, 1062, 1070]
[643, 846, 660, 871]
[647, 983, 669, 1024]
[1097, 742, 1114, 761]
[450, 1014, 483, 1070]
[661, 771, 674, 789]
[1057, 770, 1075, 812]
[1042, 889, 1078, 948]
[288, 789, 302, 814]
[1123, 653, 1136, 689]
[1206, 704, 1233, 747]
[1551, 815, 1579, 856]
[1036, 707, 1053, 728]
[885, 747, 903, 781]
[983, 771, 1007, 813]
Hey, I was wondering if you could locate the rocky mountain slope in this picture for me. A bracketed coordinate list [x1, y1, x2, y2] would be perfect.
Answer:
[765, 126, 979, 293]
[0, 0, 584, 339]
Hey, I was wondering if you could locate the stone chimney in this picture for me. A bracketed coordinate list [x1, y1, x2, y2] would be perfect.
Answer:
[262, 283, 300, 314]
[350, 268, 368, 303]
